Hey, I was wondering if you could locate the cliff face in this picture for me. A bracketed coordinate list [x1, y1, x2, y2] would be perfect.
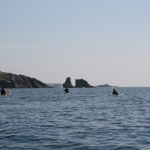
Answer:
[63, 77, 74, 88]
[75, 79, 93, 88]
[0, 71, 48, 88]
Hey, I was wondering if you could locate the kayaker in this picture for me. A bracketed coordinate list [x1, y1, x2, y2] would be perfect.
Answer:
[64, 88, 69, 93]
[1, 86, 6, 95]
[112, 88, 119, 95]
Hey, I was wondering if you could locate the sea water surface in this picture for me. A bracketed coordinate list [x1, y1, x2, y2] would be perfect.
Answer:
[0, 87, 150, 150]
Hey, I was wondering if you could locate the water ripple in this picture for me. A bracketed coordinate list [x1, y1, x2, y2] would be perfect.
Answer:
[0, 88, 150, 149]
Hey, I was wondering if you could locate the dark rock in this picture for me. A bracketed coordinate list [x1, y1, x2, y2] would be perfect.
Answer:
[75, 79, 93, 88]
[0, 71, 48, 88]
[63, 77, 74, 88]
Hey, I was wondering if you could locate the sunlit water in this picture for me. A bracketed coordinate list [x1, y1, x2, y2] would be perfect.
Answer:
[0, 87, 150, 150]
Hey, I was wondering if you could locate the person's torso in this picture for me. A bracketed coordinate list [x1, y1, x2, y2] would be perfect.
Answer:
[1, 89, 6, 95]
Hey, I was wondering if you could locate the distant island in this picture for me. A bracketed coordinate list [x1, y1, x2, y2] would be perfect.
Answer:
[95, 84, 112, 87]
[0, 71, 48, 88]
[45, 83, 62, 88]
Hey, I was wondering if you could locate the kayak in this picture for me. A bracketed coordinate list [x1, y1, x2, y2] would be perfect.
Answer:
[64, 92, 71, 94]
[108, 93, 123, 96]
[0, 94, 8, 96]
[0, 90, 11, 96]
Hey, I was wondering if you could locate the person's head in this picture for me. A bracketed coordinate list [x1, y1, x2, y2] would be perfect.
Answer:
[1, 86, 4, 89]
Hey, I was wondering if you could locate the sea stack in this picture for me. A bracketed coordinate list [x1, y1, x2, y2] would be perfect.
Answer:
[63, 77, 74, 88]
[75, 79, 93, 88]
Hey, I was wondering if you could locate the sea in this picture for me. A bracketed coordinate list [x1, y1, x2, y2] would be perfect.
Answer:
[0, 87, 150, 150]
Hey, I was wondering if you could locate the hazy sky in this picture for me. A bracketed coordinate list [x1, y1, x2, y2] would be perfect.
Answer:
[1, 0, 150, 87]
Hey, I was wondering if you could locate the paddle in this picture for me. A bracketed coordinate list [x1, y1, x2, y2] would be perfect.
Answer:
[6, 90, 11, 96]
[60, 85, 63, 88]
[7, 90, 11, 92]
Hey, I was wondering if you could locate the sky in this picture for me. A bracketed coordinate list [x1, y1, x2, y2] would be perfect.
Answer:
[0, 0, 150, 87]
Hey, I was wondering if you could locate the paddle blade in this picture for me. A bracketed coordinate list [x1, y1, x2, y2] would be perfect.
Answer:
[60, 85, 63, 88]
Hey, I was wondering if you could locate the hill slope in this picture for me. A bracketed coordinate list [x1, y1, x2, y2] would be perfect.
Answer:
[0, 71, 48, 88]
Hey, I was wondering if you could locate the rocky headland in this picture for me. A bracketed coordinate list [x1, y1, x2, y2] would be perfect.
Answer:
[0, 71, 48, 88]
